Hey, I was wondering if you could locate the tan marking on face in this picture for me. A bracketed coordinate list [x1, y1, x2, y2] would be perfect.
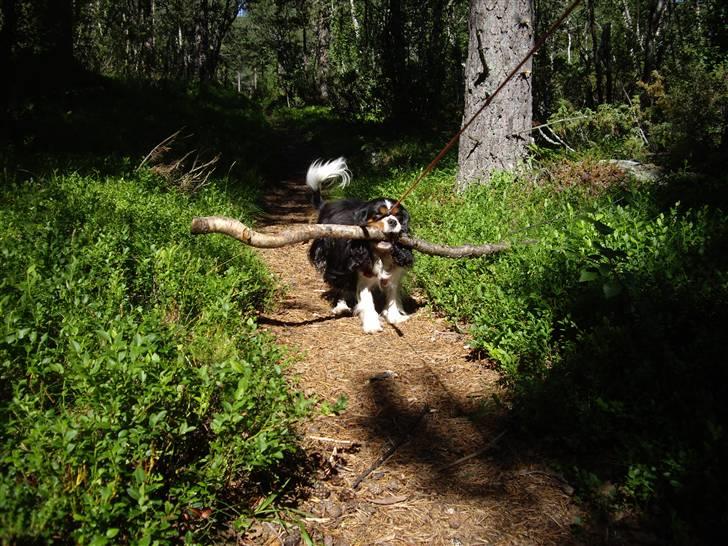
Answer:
[368, 218, 388, 230]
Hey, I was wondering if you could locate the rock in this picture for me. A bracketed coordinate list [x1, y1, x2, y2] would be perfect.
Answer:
[603, 160, 663, 183]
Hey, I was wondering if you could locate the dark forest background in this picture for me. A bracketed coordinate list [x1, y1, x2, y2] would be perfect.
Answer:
[3, 0, 727, 169]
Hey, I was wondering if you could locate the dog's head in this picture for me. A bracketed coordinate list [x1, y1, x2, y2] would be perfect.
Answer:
[355, 199, 410, 252]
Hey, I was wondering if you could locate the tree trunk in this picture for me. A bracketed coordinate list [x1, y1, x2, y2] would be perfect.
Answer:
[457, 0, 534, 190]
[314, 1, 331, 101]
[642, 0, 668, 81]
[587, 0, 603, 104]
[46, 0, 76, 72]
[383, 0, 408, 121]
[601, 21, 613, 103]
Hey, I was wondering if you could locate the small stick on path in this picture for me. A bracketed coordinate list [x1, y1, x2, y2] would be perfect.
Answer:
[438, 430, 507, 472]
[351, 407, 430, 490]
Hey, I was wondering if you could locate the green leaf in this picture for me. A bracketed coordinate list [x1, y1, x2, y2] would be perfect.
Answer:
[178, 421, 197, 435]
[149, 410, 167, 428]
[579, 269, 600, 282]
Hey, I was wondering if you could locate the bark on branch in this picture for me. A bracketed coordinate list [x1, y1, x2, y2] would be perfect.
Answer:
[190, 216, 513, 258]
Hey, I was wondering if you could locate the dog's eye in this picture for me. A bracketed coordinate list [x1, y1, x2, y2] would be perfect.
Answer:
[390, 206, 399, 215]
[378, 205, 388, 216]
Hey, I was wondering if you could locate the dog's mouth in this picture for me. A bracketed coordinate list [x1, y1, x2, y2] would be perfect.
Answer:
[375, 241, 393, 251]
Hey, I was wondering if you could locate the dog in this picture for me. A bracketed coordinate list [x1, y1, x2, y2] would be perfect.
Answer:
[306, 157, 414, 333]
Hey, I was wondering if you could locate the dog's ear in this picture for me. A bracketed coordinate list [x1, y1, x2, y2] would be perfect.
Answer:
[353, 207, 369, 227]
[397, 207, 410, 233]
[392, 243, 414, 267]
[308, 240, 328, 272]
[347, 240, 373, 272]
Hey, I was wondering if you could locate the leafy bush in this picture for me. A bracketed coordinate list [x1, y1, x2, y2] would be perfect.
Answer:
[354, 158, 728, 542]
[0, 172, 308, 544]
[544, 101, 648, 160]
[9, 78, 275, 179]
[640, 62, 728, 170]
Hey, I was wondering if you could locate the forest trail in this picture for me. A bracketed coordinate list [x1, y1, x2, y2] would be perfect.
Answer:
[251, 174, 586, 546]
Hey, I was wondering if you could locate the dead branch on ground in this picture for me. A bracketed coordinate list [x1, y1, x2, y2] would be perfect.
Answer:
[190, 216, 521, 258]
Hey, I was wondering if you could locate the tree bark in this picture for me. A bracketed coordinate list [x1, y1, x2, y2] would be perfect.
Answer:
[190, 216, 514, 258]
[642, 0, 668, 80]
[457, 0, 534, 190]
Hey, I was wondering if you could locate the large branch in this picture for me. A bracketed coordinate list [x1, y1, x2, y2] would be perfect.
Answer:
[190, 216, 513, 258]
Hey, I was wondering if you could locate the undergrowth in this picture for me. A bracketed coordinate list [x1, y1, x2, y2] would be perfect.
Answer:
[352, 151, 728, 544]
[0, 170, 310, 544]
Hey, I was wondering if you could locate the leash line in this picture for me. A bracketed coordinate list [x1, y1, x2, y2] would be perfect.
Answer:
[392, 0, 583, 210]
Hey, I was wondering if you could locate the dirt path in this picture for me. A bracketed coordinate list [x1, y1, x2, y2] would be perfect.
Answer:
[251, 175, 586, 546]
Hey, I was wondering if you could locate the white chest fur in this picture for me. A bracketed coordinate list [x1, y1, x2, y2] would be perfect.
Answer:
[372, 253, 395, 288]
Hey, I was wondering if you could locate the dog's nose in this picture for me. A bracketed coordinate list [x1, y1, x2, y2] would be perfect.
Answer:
[387, 218, 398, 228]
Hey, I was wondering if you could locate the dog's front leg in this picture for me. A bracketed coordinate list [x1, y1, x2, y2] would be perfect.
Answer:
[354, 274, 382, 333]
[383, 267, 409, 325]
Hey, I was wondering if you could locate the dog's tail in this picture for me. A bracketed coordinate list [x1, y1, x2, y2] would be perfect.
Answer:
[306, 157, 351, 209]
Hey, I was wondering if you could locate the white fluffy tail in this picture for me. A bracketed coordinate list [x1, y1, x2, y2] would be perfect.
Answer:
[306, 157, 351, 192]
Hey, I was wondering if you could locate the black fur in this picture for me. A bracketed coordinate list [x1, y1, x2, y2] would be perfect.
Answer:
[308, 197, 413, 291]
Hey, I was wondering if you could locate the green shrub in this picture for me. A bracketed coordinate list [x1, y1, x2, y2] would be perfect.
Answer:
[354, 158, 728, 542]
[546, 101, 648, 160]
[0, 172, 307, 544]
[640, 62, 728, 170]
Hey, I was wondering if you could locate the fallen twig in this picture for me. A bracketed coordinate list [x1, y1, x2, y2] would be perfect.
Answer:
[190, 216, 519, 258]
[351, 407, 430, 490]
[368, 495, 409, 505]
[438, 430, 507, 472]
[137, 129, 184, 170]
[307, 435, 357, 446]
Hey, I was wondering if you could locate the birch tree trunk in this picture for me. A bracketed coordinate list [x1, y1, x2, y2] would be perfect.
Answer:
[457, 0, 534, 190]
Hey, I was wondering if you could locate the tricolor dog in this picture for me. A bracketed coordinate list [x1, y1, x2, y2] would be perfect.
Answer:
[306, 158, 414, 333]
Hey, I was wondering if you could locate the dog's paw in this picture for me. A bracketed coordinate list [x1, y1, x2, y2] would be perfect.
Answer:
[384, 308, 410, 325]
[332, 299, 352, 316]
[361, 314, 383, 333]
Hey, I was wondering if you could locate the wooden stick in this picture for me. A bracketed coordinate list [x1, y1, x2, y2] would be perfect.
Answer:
[190, 216, 515, 258]
[437, 430, 507, 472]
[351, 407, 430, 490]
[307, 435, 356, 446]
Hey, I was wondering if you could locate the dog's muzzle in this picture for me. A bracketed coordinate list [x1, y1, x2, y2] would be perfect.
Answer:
[381, 216, 401, 234]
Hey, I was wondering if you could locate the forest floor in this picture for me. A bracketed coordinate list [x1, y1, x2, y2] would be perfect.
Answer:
[243, 171, 593, 546]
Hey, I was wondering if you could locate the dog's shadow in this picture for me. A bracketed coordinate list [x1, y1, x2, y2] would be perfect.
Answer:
[257, 314, 340, 327]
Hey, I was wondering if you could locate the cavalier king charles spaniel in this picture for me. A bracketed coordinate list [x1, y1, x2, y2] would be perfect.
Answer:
[306, 157, 414, 333]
